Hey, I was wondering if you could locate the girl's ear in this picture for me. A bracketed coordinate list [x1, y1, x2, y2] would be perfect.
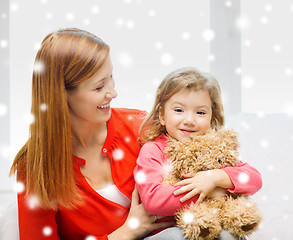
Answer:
[158, 106, 165, 126]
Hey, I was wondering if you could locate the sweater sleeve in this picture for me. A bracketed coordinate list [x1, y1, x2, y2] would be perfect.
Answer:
[223, 161, 262, 195]
[17, 191, 59, 240]
[134, 142, 198, 216]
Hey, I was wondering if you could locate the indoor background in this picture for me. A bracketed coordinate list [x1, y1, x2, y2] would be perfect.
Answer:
[0, 0, 292, 239]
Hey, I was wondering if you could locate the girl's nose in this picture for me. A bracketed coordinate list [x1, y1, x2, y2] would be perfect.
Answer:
[183, 114, 195, 126]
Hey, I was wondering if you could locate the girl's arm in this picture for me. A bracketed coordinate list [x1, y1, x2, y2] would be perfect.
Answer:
[134, 142, 199, 216]
[174, 161, 263, 204]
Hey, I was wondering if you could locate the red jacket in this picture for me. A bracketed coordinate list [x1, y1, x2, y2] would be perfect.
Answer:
[17, 108, 146, 240]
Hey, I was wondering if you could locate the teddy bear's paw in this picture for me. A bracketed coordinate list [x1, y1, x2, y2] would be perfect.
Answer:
[176, 205, 222, 240]
[221, 196, 262, 237]
[241, 222, 258, 232]
[199, 227, 210, 238]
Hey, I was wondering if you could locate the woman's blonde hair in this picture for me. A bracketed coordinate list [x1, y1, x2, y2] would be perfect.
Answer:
[139, 67, 224, 143]
[10, 28, 110, 209]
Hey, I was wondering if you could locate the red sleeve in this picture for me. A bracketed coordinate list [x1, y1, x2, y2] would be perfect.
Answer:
[134, 142, 198, 216]
[223, 161, 263, 195]
[18, 191, 59, 240]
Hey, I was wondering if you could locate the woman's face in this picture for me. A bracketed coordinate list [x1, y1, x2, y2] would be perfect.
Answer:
[66, 55, 117, 125]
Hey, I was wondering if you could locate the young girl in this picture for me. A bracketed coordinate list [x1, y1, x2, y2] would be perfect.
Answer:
[134, 67, 262, 239]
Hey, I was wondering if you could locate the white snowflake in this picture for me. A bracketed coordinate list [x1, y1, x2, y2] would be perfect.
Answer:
[235, 67, 242, 75]
[283, 195, 289, 201]
[225, 1, 232, 7]
[160, 53, 173, 66]
[273, 44, 282, 53]
[182, 212, 194, 224]
[13, 181, 25, 193]
[202, 29, 215, 42]
[116, 18, 125, 27]
[265, 4, 273, 12]
[285, 68, 292, 76]
[155, 42, 163, 50]
[244, 39, 252, 47]
[23, 113, 35, 126]
[0, 143, 10, 159]
[92, 6, 100, 14]
[260, 140, 269, 148]
[242, 76, 254, 89]
[0, 39, 8, 48]
[207, 54, 215, 62]
[267, 164, 274, 172]
[260, 16, 269, 24]
[182, 32, 190, 41]
[126, 20, 135, 29]
[235, 16, 250, 31]
[27, 195, 40, 209]
[134, 170, 147, 184]
[0, 103, 7, 116]
[84, 19, 90, 26]
[33, 60, 45, 73]
[43, 226, 53, 236]
[46, 12, 53, 20]
[117, 52, 134, 68]
[113, 148, 124, 161]
[85, 235, 96, 240]
[34, 43, 41, 51]
[66, 13, 75, 21]
[238, 172, 250, 184]
[149, 10, 156, 17]
[10, 3, 19, 12]
[128, 217, 140, 229]
[40, 103, 48, 112]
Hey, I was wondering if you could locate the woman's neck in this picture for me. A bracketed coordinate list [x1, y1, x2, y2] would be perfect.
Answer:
[70, 118, 108, 151]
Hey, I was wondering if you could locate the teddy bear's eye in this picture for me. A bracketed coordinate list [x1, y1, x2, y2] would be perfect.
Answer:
[217, 158, 222, 163]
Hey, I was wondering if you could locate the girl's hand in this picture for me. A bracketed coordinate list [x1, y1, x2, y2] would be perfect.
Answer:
[109, 186, 175, 240]
[173, 171, 218, 204]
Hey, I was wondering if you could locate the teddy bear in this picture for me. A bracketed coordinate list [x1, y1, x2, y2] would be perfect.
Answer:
[163, 128, 262, 240]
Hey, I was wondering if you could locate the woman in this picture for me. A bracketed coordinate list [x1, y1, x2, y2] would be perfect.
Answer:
[10, 28, 174, 240]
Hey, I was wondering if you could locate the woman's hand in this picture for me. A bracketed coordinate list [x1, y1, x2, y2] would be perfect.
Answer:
[173, 169, 233, 205]
[108, 186, 175, 240]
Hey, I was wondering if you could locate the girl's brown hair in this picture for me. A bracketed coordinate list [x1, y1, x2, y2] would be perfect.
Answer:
[10, 28, 110, 210]
[139, 67, 225, 144]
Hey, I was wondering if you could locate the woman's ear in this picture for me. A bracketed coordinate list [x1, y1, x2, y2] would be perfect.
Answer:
[158, 106, 165, 126]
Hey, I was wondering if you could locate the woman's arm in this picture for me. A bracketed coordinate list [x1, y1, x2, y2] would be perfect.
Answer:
[18, 191, 59, 240]
[108, 187, 175, 240]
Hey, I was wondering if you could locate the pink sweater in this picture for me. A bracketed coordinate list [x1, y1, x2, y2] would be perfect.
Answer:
[134, 134, 262, 216]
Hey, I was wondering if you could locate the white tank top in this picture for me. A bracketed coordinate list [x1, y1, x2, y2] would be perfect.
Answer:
[96, 184, 131, 208]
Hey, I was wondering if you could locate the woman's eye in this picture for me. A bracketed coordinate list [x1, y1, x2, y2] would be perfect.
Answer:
[95, 85, 104, 91]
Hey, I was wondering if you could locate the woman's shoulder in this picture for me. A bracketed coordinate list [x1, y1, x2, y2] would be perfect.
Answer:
[111, 107, 147, 120]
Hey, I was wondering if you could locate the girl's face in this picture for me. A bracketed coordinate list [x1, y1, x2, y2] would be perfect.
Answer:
[66, 55, 117, 126]
[160, 89, 212, 141]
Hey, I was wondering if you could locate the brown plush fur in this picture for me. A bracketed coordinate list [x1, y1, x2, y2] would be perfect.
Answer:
[164, 129, 262, 240]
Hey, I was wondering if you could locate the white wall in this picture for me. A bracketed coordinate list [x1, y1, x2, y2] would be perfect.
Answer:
[1, 0, 293, 239]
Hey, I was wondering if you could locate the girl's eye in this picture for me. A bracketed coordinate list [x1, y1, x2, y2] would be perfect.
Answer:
[197, 111, 206, 115]
[174, 108, 183, 113]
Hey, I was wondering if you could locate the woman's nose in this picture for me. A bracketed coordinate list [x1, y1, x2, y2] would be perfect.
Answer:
[106, 88, 117, 100]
